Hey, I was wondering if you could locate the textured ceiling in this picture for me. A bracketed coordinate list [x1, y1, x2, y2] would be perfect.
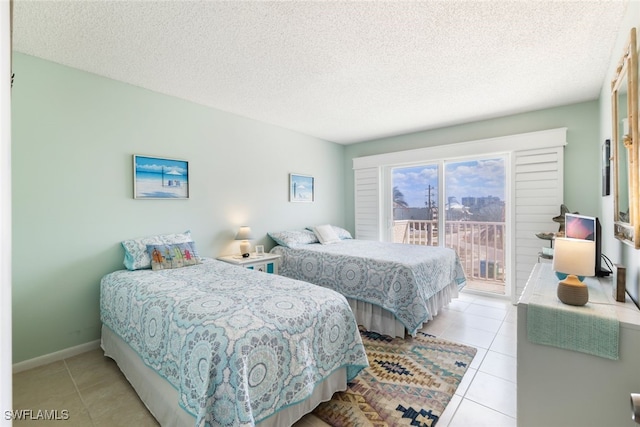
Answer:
[11, 0, 630, 144]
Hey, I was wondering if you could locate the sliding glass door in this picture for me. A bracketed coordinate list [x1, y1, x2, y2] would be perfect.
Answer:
[444, 158, 506, 295]
[391, 156, 507, 296]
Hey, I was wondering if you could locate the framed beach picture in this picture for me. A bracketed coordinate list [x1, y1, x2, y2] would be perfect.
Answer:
[289, 173, 314, 202]
[133, 155, 189, 199]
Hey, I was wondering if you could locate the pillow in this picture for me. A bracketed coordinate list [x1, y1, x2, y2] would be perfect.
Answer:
[146, 242, 201, 271]
[313, 224, 341, 245]
[268, 230, 319, 248]
[306, 225, 353, 240]
[121, 230, 199, 270]
[331, 225, 353, 240]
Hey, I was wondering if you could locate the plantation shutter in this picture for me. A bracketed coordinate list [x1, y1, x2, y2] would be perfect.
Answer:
[354, 167, 381, 240]
[512, 147, 564, 298]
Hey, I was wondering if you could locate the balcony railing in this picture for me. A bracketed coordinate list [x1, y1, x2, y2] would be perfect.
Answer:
[393, 220, 506, 285]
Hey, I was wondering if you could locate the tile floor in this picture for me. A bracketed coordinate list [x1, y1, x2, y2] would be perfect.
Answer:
[12, 291, 517, 426]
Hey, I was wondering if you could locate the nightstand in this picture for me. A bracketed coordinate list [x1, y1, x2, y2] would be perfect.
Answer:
[216, 253, 281, 274]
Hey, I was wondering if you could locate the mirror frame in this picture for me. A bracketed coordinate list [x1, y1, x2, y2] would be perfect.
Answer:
[612, 27, 640, 249]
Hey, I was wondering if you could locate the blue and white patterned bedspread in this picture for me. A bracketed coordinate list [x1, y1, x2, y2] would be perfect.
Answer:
[100, 258, 368, 427]
[271, 240, 466, 335]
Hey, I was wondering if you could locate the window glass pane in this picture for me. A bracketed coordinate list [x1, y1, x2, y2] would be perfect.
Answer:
[444, 159, 505, 222]
[445, 158, 506, 294]
[392, 164, 439, 246]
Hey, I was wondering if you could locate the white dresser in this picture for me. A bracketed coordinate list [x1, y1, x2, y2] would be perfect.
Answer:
[517, 263, 640, 427]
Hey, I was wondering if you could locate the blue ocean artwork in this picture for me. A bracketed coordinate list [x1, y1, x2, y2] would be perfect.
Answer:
[291, 174, 314, 201]
[134, 156, 189, 199]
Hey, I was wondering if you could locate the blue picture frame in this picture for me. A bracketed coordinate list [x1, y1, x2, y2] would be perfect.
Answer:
[133, 155, 189, 199]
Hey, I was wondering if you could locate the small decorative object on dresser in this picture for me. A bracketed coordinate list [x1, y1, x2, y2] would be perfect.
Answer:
[613, 263, 626, 302]
[535, 204, 580, 260]
[551, 204, 579, 237]
[255, 245, 264, 257]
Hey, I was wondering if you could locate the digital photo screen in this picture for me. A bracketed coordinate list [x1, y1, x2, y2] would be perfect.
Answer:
[565, 213, 596, 241]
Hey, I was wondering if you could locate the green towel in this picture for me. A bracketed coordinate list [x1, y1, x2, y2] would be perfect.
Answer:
[527, 264, 619, 360]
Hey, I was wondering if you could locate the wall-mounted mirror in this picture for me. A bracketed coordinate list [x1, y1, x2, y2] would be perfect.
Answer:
[612, 27, 640, 248]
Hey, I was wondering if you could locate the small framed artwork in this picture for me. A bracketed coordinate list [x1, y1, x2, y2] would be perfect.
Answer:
[255, 245, 265, 257]
[133, 155, 189, 199]
[602, 139, 611, 196]
[289, 173, 314, 202]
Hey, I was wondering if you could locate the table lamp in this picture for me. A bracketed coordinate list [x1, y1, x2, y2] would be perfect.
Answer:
[235, 226, 253, 258]
[552, 237, 595, 306]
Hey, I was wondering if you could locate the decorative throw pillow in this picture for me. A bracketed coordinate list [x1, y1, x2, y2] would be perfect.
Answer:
[146, 242, 201, 271]
[122, 230, 199, 270]
[268, 230, 319, 248]
[313, 224, 341, 245]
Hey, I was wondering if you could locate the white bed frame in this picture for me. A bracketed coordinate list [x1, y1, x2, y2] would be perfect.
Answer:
[101, 326, 347, 427]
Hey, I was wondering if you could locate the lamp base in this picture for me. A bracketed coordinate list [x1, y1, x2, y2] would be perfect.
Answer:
[240, 240, 251, 258]
[557, 274, 589, 306]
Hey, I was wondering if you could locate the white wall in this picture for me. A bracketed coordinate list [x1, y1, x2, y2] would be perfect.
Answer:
[11, 53, 345, 363]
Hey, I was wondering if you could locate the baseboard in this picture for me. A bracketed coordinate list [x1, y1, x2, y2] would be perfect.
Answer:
[12, 339, 101, 373]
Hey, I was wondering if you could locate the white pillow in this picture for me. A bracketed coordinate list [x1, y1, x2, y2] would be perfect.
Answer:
[313, 224, 341, 245]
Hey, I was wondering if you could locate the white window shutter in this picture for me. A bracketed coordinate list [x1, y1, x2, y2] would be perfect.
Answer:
[513, 147, 564, 298]
[354, 167, 381, 240]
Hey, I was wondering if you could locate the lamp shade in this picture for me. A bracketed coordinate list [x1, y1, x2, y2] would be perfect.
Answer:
[552, 237, 595, 277]
[235, 226, 253, 241]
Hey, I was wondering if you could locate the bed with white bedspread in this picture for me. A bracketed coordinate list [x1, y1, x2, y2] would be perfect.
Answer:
[269, 229, 466, 337]
[100, 257, 368, 427]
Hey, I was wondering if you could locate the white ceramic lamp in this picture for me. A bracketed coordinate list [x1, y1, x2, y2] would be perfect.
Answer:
[235, 226, 253, 258]
[552, 237, 595, 306]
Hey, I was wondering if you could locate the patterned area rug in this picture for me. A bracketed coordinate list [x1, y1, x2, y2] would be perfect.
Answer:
[313, 327, 477, 426]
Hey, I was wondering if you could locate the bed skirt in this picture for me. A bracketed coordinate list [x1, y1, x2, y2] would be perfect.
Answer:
[101, 325, 348, 427]
[347, 279, 459, 337]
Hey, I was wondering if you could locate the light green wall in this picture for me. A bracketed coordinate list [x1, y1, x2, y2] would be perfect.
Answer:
[11, 53, 345, 363]
[343, 101, 601, 234]
[598, 1, 640, 305]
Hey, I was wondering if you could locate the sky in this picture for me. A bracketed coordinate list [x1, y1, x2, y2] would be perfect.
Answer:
[392, 158, 505, 208]
[135, 155, 188, 176]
